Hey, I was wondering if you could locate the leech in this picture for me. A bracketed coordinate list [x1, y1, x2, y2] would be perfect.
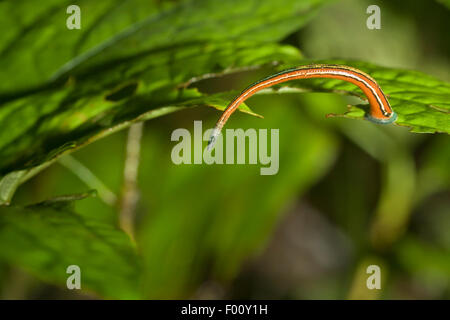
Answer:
[207, 64, 397, 150]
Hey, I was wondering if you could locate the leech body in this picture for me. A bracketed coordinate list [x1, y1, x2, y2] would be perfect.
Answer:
[207, 64, 397, 149]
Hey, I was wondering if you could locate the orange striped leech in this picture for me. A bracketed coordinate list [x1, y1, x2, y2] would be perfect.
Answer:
[207, 64, 397, 150]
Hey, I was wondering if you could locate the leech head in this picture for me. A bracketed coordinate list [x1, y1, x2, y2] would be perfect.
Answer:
[207, 127, 221, 151]
[366, 110, 397, 124]
[366, 92, 397, 124]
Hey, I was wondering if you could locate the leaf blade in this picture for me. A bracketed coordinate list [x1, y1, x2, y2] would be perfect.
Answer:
[0, 195, 141, 299]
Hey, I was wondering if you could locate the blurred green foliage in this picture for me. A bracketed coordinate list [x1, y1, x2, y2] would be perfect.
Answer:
[0, 0, 449, 299]
[0, 192, 141, 299]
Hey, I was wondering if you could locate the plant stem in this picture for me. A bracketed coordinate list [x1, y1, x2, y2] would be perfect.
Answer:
[119, 122, 144, 240]
[59, 155, 117, 206]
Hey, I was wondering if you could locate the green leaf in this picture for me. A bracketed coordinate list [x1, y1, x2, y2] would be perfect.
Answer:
[0, 193, 141, 299]
[0, 171, 27, 206]
[274, 60, 450, 134]
[0, 0, 165, 92]
[0, 0, 331, 204]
